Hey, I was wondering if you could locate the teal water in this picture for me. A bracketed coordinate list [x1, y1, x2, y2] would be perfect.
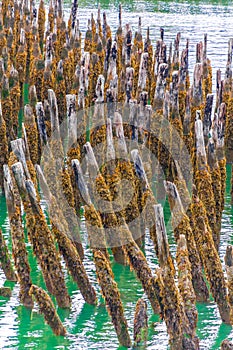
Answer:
[1, 1, 233, 349]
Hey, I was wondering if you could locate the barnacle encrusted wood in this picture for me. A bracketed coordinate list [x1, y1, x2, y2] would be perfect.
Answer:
[84, 141, 127, 264]
[25, 179, 71, 309]
[36, 164, 97, 305]
[0, 228, 16, 281]
[29, 285, 66, 336]
[93, 250, 131, 347]
[221, 339, 233, 350]
[72, 159, 109, 257]
[191, 187, 231, 324]
[0, 0, 232, 346]
[154, 204, 199, 349]
[164, 181, 209, 302]
[3, 165, 33, 308]
[176, 235, 198, 343]
[133, 299, 148, 347]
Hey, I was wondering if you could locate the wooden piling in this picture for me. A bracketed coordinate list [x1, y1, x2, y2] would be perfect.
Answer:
[3, 165, 33, 308]
[154, 204, 199, 350]
[93, 250, 131, 347]
[164, 181, 209, 302]
[25, 179, 71, 308]
[133, 299, 148, 347]
[36, 165, 97, 305]
[72, 159, 109, 258]
[195, 118, 218, 249]
[0, 100, 8, 191]
[191, 187, 231, 324]
[84, 141, 127, 265]
[176, 234, 198, 344]
[225, 245, 233, 309]
[221, 340, 233, 350]
[0, 228, 17, 281]
[29, 285, 66, 336]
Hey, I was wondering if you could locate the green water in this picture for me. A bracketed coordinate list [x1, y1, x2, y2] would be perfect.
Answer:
[1, 0, 233, 349]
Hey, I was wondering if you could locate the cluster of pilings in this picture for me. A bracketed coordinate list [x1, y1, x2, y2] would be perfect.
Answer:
[1, 0, 233, 348]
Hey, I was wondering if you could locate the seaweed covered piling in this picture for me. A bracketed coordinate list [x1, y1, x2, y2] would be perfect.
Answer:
[154, 204, 199, 350]
[133, 299, 148, 347]
[72, 158, 109, 257]
[176, 234, 198, 344]
[24, 104, 39, 165]
[25, 179, 71, 309]
[224, 38, 233, 162]
[194, 118, 218, 249]
[0, 228, 17, 281]
[120, 219, 162, 314]
[164, 181, 209, 302]
[11, 162, 71, 309]
[203, 94, 214, 146]
[212, 105, 226, 214]
[2, 74, 13, 142]
[0, 1, 233, 346]
[221, 340, 233, 350]
[93, 250, 131, 347]
[131, 149, 159, 256]
[3, 165, 33, 308]
[29, 285, 66, 336]
[9, 66, 20, 137]
[191, 187, 231, 324]
[207, 137, 222, 244]
[225, 245, 233, 308]
[11, 161, 54, 295]
[0, 100, 8, 192]
[58, 166, 84, 259]
[35, 164, 97, 305]
[83, 141, 127, 265]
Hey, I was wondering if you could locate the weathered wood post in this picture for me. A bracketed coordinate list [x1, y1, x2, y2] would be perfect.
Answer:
[3, 165, 33, 308]
[176, 234, 198, 345]
[83, 140, 127, 265]
[36, 164, 97, 305]
[164, 181, 209, 301]
[93, 250, 131, 347]
[11, 162, 71, 309]
[191, 187, 231, 324]
[195, 118, 218, 248]
[0, 100, 8, 191]
[0, 229, 17, 281]
[154, 204, 199, 349]
[72, 158, 109, 258]
[29, 285, 66, 336]
[133, 299, 148, 347]
[221, 339, 233, 350]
